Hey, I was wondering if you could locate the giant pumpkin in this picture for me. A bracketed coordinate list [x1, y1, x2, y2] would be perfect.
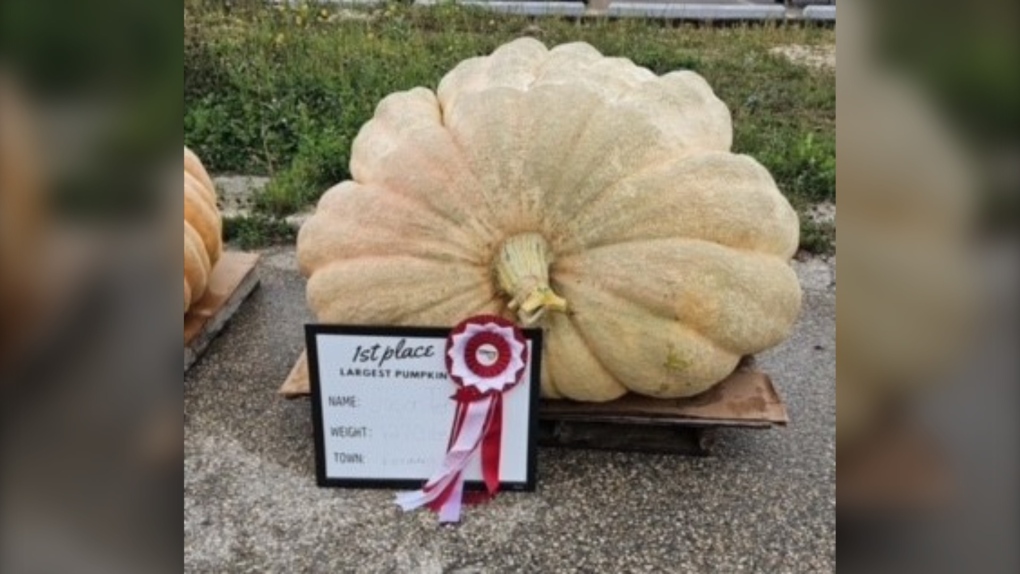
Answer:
[183, 146, 222, 314]
[297, 38, 802, 401]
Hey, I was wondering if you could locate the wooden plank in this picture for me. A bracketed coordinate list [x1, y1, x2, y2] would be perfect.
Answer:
[281, 349, 786, 428]
[535, 363, 786, 453]
[184, 251, 260, 371]
[539, 364, 788, 427]
[279, 351, 310, 397]
[280, 345, 785, 453]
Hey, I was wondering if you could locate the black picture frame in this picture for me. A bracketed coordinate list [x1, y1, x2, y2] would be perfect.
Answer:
[305, 323, 541, 492]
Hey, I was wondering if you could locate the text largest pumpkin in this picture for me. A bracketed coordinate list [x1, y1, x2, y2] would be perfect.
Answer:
[298, 38, 802, 401]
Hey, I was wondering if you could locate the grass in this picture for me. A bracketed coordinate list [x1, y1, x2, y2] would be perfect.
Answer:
[798, 218, 836, 257]
[222, 212, 298, 251]
[185, 0, 835, 251]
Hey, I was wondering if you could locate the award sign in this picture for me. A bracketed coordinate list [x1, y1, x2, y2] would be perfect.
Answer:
[305, 317, 540, 520]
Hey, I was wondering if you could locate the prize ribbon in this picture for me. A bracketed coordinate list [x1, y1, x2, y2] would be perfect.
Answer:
[395, 315, 527, 523]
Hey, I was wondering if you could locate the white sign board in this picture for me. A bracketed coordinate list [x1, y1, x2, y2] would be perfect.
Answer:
[305, 325, 540, 490]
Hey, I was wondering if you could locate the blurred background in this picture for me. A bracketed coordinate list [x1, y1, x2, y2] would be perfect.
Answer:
[837, 1, 1018, 573]
[1, 1, 1017, 572]
[1, 1, 182, 572]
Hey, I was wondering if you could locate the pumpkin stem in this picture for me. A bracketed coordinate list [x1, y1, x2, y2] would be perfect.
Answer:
[494, 233, 567, 326]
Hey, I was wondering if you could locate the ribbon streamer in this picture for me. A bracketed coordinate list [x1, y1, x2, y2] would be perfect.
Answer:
[394, 396, 492, 520]
[395, 315, 526, 523]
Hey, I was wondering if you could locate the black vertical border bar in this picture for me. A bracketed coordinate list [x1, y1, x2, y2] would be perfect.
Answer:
[304, 324, 328, 487]
[522, 327, 542, 493]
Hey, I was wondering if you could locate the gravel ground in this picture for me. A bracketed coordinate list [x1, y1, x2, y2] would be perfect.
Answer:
[184, 247, 835, 573]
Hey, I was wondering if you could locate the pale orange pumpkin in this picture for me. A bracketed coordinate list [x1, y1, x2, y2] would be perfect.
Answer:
[183, 146, 222, 313]
[297, 38, 802, 401]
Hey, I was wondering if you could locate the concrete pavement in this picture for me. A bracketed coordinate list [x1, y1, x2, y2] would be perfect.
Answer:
[184, 247, 835, 572]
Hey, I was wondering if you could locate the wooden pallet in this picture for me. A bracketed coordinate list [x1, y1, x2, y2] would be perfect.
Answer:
[539, 361, 787, 455]
[184, 251, 260, 371]
[280, 352, 787, 455]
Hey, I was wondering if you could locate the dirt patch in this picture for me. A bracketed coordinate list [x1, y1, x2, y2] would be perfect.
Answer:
[213, 175, 269, 218]
[807, 201, 836, 226]
[770, 44, 836, 71]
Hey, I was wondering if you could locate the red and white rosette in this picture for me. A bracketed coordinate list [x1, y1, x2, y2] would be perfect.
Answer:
[395, 315, 528, 523]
